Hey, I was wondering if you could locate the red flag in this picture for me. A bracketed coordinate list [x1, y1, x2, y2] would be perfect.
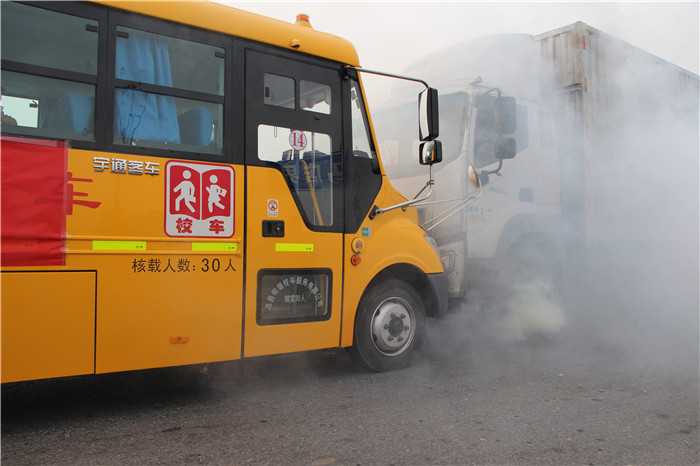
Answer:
[1, 137, 67, 266]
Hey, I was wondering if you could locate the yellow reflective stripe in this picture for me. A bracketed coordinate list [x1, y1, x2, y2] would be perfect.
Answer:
[92, 240, 146, 251]
[192, 242, 238, 252]
[275, 243, 314, 252]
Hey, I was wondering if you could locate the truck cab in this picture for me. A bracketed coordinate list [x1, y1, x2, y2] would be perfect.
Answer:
[368, 34, 565, 309]
[428, 86, 562, 301]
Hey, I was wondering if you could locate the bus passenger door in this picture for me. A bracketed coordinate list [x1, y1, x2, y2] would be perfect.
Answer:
[243, 49, 345, 357]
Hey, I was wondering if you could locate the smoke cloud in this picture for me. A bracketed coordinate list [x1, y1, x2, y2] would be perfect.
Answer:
[365, 23, 699, 372]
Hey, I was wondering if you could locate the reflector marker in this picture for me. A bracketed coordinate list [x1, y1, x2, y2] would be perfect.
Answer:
[192, 242, 238, 252]
[275, 243, 314, 252]
[92, 240, 146, 251]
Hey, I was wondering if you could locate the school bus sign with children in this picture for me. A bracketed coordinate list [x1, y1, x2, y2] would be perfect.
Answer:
[166, 161, 235, 237]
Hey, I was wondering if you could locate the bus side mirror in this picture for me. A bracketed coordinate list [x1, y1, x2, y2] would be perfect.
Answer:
[419, 139, 442, 165]
[419, 87, 439, 141]
[499, 96, 517, 134]
[496, 137, 516, 160]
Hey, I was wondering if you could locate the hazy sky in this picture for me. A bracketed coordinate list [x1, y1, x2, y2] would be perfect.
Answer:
[227, 1, 699, 75]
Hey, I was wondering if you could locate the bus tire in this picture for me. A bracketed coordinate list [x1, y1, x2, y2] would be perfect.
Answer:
[352, 279, 426, 372]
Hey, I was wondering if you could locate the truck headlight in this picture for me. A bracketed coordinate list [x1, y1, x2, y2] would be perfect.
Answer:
[440, 250, 456, 274]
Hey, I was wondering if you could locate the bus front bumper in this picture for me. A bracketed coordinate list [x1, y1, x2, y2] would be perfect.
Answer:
[428, 272, 449, 318]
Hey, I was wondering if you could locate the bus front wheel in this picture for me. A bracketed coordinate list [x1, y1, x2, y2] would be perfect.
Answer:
[352, 279, 426, 372]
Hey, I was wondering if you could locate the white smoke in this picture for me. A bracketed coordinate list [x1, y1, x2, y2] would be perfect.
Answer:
[497, 280, 566, 342]
[403, 23, 698, 369]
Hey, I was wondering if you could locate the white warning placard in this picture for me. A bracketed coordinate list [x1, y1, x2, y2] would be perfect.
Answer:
[165, 161, 234, 237]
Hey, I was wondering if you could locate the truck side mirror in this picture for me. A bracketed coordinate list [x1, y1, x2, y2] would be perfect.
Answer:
[496, 137, 516, 160]
[419, 139, 442, 165]
[419, 87, 439, 141]
[498, 96, 517, 134]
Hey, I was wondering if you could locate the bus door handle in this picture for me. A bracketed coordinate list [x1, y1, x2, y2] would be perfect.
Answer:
[262, 220, 285, 237]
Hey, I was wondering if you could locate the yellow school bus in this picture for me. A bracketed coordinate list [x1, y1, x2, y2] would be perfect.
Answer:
[0, 0, 447, 382]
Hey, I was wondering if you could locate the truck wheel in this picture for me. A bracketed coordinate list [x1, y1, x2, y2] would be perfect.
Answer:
[352, 279, 426, 372]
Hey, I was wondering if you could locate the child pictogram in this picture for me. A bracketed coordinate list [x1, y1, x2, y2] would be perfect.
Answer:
[206, 174, 227, 213]
[174, 170, 197, 213]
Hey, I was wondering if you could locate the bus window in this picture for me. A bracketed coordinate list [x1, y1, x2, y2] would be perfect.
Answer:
[115, 90, 222, 152]
[258, 125, 336, 227]
[113, 26, 224, 154]
[350, 81, 374, 158]
[300, 81, 331, 114]
[264, 74, 295, 109]
[1, 96, 38, 128]
[0, 3, 98, 141]
[1, 3, 98, 75]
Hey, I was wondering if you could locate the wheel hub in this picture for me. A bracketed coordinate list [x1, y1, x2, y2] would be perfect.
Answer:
[371, 298, 415, 354]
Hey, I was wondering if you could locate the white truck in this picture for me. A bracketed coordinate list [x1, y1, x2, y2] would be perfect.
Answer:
[370, 22, 699, 317]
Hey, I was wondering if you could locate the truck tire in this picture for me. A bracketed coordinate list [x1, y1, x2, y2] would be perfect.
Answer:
[352, 279, 426, 372]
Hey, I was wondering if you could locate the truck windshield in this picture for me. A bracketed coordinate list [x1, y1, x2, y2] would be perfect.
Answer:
[371, 92, 470, 182]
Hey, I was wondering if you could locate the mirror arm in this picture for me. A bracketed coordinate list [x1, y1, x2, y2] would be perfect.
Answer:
[370, 180, 434, 219]
[370, 167, 435, 219]
[482, 160, 503, 177]
[345, 66, 430, 91]
[420, 185, 483, 232]
[411, 178, 433, 200]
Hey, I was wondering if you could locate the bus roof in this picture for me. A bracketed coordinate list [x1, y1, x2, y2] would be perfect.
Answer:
[94, 0, 360, 66]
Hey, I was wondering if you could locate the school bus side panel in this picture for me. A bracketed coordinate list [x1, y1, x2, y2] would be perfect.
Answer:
[1, 271, 96, 383]
[65, 149, 245, 374]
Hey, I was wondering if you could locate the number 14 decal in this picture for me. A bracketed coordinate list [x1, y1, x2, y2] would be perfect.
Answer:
[289, 130, 307, 151]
